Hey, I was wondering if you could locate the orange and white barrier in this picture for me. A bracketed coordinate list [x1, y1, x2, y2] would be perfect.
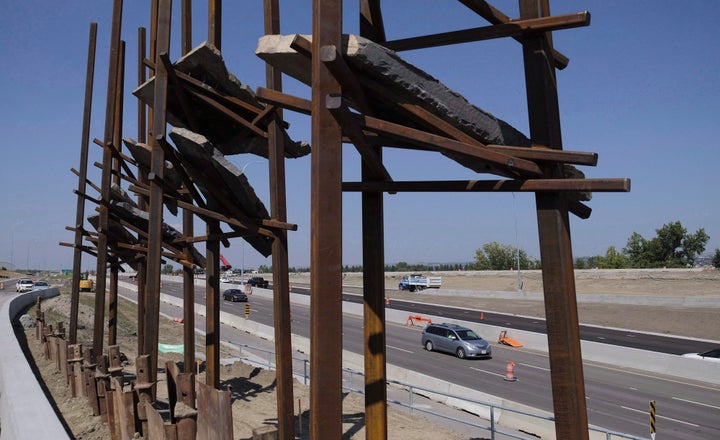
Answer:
[504, 361, 517, 381]
[405, 314, 432, 326]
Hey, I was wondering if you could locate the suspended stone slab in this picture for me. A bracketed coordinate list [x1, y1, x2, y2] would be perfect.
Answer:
[256, 34, 531, 175]
[169, 127, 273, 257]
[87, 214, 141, 270]
[134, 42, 310, 158]
[108, 202, 207, 268]
[122, 138, 182, 215]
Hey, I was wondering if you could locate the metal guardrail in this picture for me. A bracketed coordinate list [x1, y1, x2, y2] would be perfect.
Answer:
[229, 342, 646, 440]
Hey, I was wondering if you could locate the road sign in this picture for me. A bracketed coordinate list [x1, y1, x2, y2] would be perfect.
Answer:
[245, 303, 250, 318]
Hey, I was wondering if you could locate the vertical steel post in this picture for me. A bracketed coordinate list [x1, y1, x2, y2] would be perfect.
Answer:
[70, 22, 97, 345]
[263, 1, 295, 438]
[108, 40, 125, 348]
[94, 0, 124, 361]
[181, 0, 197, 375]
[519, 1, 589, 438]
[136, 25, 148, 357]
[205, 0, 222, 390]
[359, 2, 388, 438]
[310, 0, 343, 438]
[144, 0, 172, 396]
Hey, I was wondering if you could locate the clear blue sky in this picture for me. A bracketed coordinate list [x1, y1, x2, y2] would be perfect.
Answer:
[1, 1, 718, 271]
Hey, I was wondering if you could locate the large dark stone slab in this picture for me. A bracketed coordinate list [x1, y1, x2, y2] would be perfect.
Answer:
[122, 138, 181, 215]
[134, 42, 310, 158]
[169, 127, 274, 257]
[256, 34, 531, 149]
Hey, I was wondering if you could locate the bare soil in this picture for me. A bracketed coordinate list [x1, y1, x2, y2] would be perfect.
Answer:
[18, 269, 720, 439]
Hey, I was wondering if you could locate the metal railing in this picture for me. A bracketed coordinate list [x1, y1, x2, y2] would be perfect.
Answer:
[230, 342, 646, 440]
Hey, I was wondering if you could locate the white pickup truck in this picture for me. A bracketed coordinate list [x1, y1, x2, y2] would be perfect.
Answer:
[398, 274, 442, 292]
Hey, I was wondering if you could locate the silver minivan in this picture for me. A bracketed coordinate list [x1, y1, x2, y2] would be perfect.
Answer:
[422, 323, 492, 359]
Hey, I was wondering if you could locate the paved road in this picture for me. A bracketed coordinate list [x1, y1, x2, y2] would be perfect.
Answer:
[155, 279, 720, 439]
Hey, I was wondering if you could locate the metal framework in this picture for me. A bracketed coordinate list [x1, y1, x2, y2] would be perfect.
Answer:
[61, 1, 629, 438]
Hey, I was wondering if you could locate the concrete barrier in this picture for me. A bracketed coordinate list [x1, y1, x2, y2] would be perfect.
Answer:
[0, 287, 69, 440]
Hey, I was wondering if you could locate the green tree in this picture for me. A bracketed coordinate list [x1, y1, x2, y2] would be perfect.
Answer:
[712, 249, 720, 269]
[474, 242, 535, 270]
[623, 221, 709, 268]
[595, 246, 628, 269]
[162, 264, 174, 274]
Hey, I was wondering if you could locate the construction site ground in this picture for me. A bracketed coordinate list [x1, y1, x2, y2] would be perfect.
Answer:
[17, 268, 720, 439]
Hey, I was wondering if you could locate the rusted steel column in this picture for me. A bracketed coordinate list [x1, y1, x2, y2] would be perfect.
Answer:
[519, 1, 589, 438]
[136, 26, 148, 356]
[70, 22, 97, 345]
[359, 3, 388, 438]
[263, 1, 295, 438]
[310, 0, 343, 438]
[208, 0, 221, 50]
[144, 0, 173, 396]
[94, 0, 124, 361]
[205, 221, 221, 388]
[181, 0, 196, 375]
[108, 40, 125, 348]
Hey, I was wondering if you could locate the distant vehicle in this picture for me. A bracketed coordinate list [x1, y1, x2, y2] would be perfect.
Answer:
[421, 323, 492, 359]
[220, 277, 230, 283]
[16, 278, 34, 293]
[222, 289, 248, 302]
[682, 348, 720, 363]
[398, 274, 442, 292]
[219, 254, 232, 271]
[247, 277, 269, 288]
[79, 272, 93, 292]
[33, 281, 50, 289]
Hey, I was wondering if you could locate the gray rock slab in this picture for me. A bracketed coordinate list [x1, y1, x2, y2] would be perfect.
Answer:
[169, 127, 274, 257]
[134, 42, 310, 158]
[256, 34, 531, 149]
[122, 138, 181, 215]
[106, 202, 206, 268]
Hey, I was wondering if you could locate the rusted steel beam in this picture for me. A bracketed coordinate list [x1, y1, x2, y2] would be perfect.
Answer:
[180, 0, 197, 378]
[520, 0, 590, 438]
[70, 22, 97, 345]
[310, 0, 343, 438]
[256, 87, 312, 115]
[459, 0, 570, 69]
[360, 0, 386, 43]
[263, 1, 295, 438]
[342, 178, 630, 193]
[94, 0, 124, 363]
[360, 6, 389, 436]
[360, 114, 544, 177]
[208, 0, 221, 50]
[384, 11, 589, 52]
[137, 24, 149, 359]
[128, 184, 291, 235]
[205, 221, 221, 389]
[326, 95, 392, 182]
[144, 0, 173, 400]
[108, 39, 126, 349]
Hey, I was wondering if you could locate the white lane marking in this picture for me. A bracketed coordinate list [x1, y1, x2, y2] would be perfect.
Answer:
[673, 397, 720, 410]
[518, 362, 549, 372]
[387, 345, 413, 353]
[621, 406, 699, 427]
[470, 367, 506, 378]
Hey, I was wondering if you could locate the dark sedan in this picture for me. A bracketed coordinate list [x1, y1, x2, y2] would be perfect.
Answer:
[222, 289, 248, 302]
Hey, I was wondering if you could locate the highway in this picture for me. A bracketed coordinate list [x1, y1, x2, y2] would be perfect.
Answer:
[155, 279, 720, 439]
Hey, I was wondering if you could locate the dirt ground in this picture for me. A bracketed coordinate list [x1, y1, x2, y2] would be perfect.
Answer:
[17, 268, 720, 439]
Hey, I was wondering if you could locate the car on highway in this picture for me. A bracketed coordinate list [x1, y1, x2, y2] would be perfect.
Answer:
[421, 323, 492, 359]
[247, 277, 269, 288]
[16, 278, 34, 293]
[220, 276, 230, 283]
[682, 348, 720, 363]
[33, 281, 50, 289]
[222, 288, 248, 302]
